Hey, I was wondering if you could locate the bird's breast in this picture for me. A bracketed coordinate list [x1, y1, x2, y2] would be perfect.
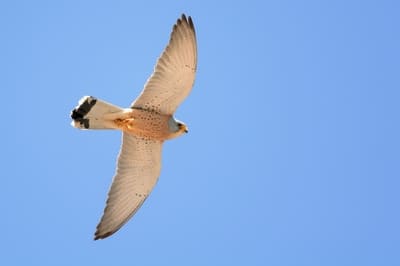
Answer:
[113, 109, 173, 140]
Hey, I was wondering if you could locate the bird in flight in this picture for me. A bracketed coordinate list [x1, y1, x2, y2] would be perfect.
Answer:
[70, 14, 197, 240]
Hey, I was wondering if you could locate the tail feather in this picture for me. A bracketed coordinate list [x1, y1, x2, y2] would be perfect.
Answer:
[71, 96, 123, 129]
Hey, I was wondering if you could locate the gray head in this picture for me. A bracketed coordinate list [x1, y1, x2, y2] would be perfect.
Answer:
[168, 117, 188, 134]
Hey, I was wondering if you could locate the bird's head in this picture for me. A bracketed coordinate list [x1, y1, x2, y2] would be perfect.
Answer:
[168, 117, 188, 137]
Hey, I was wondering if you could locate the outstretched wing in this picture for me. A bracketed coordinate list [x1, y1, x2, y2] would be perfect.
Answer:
[94, 133, 162, 240]
[131, 14, 197, 115]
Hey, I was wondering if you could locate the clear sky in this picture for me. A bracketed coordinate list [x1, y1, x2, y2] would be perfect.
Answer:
[2, 0, 399, 265]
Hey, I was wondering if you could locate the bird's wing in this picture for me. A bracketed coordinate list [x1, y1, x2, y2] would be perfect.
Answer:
[94, 133, 162, 240]
[131, 14, 197, 115]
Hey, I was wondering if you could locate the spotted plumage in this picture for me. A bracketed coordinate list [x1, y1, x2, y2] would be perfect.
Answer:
[70, 14, 197, 240]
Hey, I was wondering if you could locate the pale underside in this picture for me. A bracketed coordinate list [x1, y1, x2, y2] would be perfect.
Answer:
[94, 133, 162, 240]
[94, 14, 197, 240]
[131, 15, 197, 115]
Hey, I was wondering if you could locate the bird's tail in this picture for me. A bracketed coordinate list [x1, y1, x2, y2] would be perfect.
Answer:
[71, 96, 124, 129]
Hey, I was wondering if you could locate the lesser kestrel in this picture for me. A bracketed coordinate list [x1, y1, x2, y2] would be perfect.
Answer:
[70, 14, 197, 240]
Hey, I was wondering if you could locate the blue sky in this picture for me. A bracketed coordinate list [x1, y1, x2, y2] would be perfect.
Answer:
[2, 0, 399, 265]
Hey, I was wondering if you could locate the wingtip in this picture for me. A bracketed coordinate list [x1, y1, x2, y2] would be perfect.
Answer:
[94, 230, 113, 240]
[178, 14, 195, 33]
[181, 14, 192, 23]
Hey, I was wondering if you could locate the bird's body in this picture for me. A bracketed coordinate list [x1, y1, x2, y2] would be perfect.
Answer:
[112, 108, 184, 141]
[72, 98, 186, 140]
[70, 14, 197, 240]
